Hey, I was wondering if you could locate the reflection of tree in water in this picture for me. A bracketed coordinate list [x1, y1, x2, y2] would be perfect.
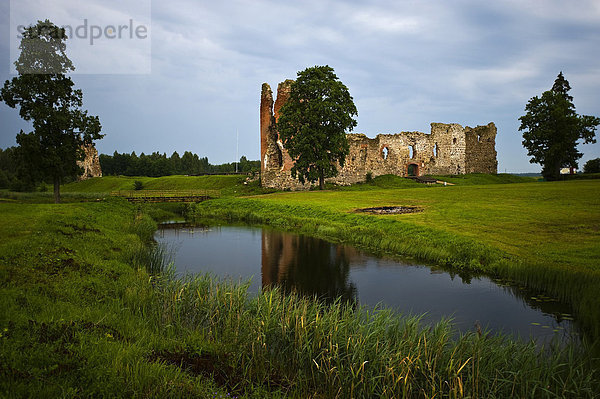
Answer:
[262, 230, 356, 304]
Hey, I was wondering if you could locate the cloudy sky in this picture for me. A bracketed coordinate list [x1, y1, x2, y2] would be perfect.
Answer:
[1, 0, 599, 172]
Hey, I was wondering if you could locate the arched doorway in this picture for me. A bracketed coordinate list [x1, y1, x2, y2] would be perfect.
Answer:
[407, 163, 419, 176]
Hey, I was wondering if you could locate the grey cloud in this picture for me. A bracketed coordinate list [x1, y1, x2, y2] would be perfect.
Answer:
[0, 0, 599, 171]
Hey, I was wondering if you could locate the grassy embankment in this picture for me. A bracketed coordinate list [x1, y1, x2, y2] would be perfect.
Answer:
[1, 185, 599, 397]
[61, 174, 268, 197]
[188, 177, 600, 340]
[0, 175, 266, 203]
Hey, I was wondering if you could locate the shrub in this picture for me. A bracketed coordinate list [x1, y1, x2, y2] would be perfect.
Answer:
[133, 180, 144, 190]
[9, 178, 35, 192]
[0, 170, 9, 189]
[365, 171, 373, 183]
[583, 158, 600, 174]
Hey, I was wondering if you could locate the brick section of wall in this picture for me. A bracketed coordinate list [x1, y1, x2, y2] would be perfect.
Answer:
[260, 83, 274, 173]
[260, 80, 498, 190]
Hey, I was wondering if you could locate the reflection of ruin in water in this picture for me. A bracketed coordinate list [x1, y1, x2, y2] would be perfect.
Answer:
[261, 230, 357, 304]
[156, 222, 581, 343]
[259, 229, 579, 341]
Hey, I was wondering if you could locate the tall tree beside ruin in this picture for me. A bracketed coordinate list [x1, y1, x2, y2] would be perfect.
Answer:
[583, 158, 600, 174]
[0, 20, 103, 203]
[277, 65, 357, 189]
[519, 72, 599, 180]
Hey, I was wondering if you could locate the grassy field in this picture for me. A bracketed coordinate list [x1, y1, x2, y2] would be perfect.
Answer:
[57, 172, 535, 196]
[60, 174, 267, 197]
[189, 179, 600, 340]
[0, 199, 275, 397]
[338, 173, 537, 190]
[1, 198, 598, 397]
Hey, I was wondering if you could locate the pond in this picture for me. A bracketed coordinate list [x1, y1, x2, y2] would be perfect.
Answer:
[156, 222, 578, 343]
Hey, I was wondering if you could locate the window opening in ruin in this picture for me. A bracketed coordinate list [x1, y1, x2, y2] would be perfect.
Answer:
[477, 134, 481, 143]
[453, 137, 457, 145]
[434, 143, 439, 157]
[382, 147, 389, 160]
[409, 145, 416, 159]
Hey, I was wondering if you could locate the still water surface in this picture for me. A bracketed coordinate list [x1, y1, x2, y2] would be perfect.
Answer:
[156, 222, 577, 342]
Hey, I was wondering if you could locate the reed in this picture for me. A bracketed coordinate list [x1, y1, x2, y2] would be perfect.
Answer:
[124, 241, 171, 275]
[148, 274, 598, 398]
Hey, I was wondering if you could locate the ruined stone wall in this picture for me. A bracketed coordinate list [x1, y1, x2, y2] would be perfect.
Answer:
[260, 80, 497, 190]
[273, 80, 296, 174]
[464, 123, 498, 174]
[331, 123, 468, 185]
[261, 81, 311, 190]
[77, 144, 102, 180]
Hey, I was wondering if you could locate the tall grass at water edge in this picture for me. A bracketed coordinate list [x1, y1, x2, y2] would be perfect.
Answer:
[145, 272, 598, 398]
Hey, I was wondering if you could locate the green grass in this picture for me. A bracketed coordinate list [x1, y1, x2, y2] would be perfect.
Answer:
[1, 199, 598, 397]
[0, 190, 108, 203]
[188, 179, 600, 339]
[0, 199, 277, 398]
[57, 172, 536, 198]
[427, 173, 539, 185]
[358, 173, 538, 189]
[561, 172, 600, 181]
[60, 174, 269, 197]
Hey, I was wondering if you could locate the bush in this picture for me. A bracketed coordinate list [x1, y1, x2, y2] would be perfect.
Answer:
[9, 178, 35, 192]
[365, 171, 373, 183]
[583, 158, 600, 174]
[0, 170, 9, 189]
[133, 180, 144, 190]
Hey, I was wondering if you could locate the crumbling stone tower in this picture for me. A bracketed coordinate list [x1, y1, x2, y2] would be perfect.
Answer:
[77, 144, 102, 180]
[260, 80, 497, 190]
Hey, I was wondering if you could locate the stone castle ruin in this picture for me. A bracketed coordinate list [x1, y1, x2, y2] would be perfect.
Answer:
[260, 80, 498, 190]
[77, 144, 102, 180]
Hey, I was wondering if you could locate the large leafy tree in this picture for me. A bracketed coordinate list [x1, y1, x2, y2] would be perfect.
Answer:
[0, 20, 103, 202]
[519, 72, 599, 180]
[584, 158, 600, 174]
[277, 65, 357, 190]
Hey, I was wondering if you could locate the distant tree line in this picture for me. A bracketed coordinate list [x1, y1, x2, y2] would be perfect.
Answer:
[99, 151, 260, 177]
[0, 147, 23, 190]
[0, 146, 92, 191]
[0, 147, 260, 190]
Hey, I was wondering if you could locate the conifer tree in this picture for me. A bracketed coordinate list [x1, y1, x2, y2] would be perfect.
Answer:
[519, 72, 599, 180]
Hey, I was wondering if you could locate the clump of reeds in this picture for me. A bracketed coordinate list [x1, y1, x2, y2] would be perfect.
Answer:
[124, 242, 171, 275]
[146, 274, 598, 398]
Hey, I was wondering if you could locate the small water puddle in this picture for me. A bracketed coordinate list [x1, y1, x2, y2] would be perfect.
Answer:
[156, 222, 578, 343]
